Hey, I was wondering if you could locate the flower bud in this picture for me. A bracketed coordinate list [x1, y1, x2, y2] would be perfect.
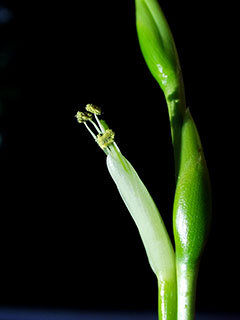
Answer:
[135, 0, 184, 100]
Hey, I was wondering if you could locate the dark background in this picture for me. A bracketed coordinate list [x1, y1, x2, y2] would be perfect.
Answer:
[0, 0, 239, 315]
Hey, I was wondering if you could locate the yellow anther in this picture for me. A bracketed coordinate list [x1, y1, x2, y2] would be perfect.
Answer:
[75, 111, 93, 123]
[86, 104, 102, 115]
[97, 129, 115, 149]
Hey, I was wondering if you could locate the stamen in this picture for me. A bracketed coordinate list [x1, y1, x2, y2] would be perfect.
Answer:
[75, 106, 116, 156]
[94, 114, 105, 133]
[86, 104, 102, 115]
[97, 129, 115, 149]
[90, 119, 102, 134]
[85, 104, 105, 132]
[75, 111, 93, 123]
[84, 122, 97, 140]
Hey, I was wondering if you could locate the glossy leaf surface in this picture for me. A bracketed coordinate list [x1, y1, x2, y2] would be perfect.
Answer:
[173, 109, 212, 264]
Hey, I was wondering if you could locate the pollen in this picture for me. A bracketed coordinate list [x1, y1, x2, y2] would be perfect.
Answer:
[85, 104, 102, 115]
[97, 129, 115, 149]
[75, 111, 93, 123]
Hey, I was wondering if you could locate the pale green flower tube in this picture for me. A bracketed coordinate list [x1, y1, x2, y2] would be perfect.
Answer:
[106, 149, 177, 320]
[76, 105, 177, 320]
[106, 151, 174, 280]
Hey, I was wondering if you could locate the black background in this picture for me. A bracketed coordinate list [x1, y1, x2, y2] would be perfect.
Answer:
[0, 0, 239, 315]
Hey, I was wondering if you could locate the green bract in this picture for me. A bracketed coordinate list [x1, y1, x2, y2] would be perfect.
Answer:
[173, 109, 212, 320]
[173, 109, 212, 265]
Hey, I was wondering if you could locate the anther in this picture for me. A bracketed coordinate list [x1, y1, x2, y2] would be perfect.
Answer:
[75, 111, 93, 123]
[86, 104, 102, 115]
[97, 129, 115, 149]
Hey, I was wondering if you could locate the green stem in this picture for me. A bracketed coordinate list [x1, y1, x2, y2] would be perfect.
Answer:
[176, 260, 199, 320]
[164, 73, 186, 178]
[157, 277, 177, 320]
